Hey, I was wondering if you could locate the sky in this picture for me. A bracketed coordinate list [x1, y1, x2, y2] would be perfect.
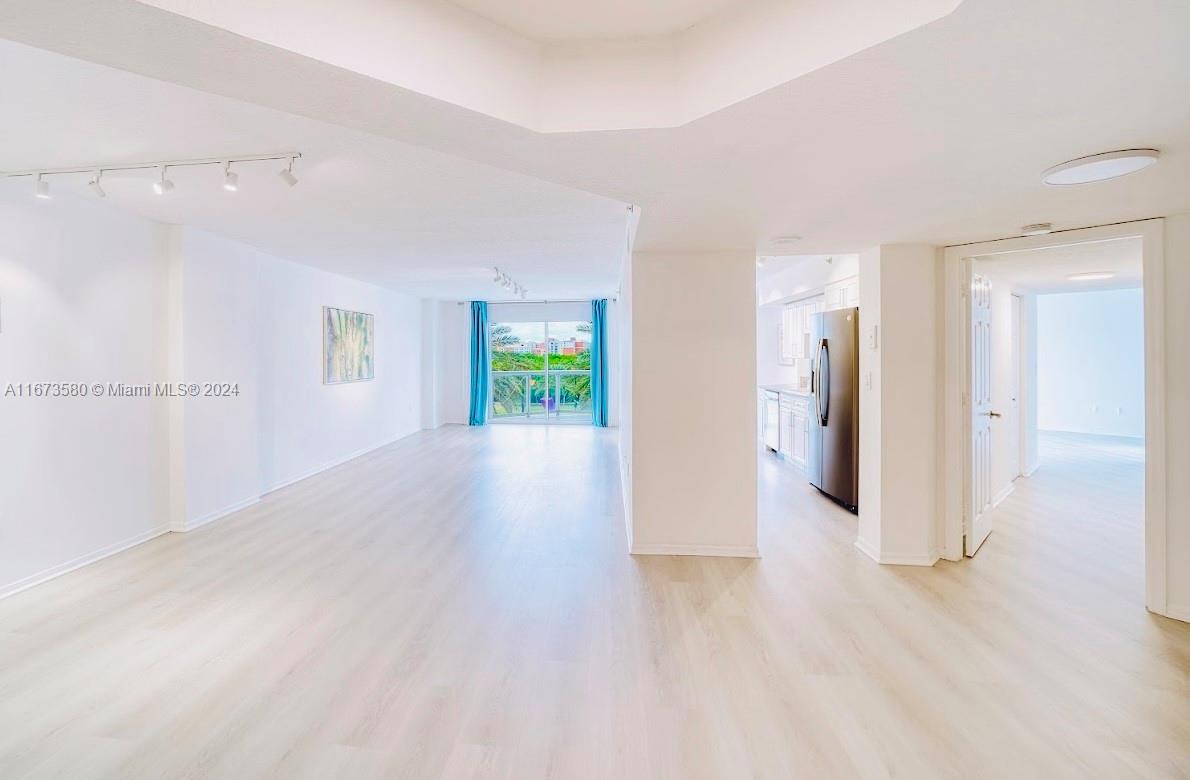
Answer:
[496, 320, 589, 344]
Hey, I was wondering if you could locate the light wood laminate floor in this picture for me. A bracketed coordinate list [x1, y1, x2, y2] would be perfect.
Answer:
[0, 426, 1186, 778]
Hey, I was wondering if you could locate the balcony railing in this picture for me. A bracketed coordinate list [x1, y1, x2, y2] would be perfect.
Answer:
[491, 370, 592, 421]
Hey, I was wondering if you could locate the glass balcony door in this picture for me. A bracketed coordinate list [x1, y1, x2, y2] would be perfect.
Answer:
[489, 319, 592, 424]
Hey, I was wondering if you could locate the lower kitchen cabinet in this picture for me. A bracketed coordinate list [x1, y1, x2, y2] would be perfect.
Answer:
[774, 392, 811, 473]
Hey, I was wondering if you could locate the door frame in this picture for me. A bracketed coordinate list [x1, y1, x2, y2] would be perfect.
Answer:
[1010, 291, 1023, 482]
[941, 219, 1168, 616]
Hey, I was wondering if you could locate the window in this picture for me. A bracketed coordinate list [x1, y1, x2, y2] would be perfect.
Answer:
[489, 320, 593, 423]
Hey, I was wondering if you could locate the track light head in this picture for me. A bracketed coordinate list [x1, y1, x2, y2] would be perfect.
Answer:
[34, 173, 51, 200]
[223, 163, 239, 192]
[153, 166, 174, 195]
[279, 157, 298, 187]
[88, 171, 106, 198]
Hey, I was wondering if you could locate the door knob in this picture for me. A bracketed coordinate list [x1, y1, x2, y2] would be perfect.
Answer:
[984, 411, 1002, 418]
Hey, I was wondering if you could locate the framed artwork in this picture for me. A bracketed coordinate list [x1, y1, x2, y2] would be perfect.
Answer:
[323, 306, 374, 384]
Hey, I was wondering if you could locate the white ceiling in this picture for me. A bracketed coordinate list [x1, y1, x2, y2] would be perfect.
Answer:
[1, 0, 1188, 305]
[93, 0, 958, 132]
[5, 0, 1185, 258]
[976, 238, 1143, 295]
[447, 0, 740, 41]
[0, 41, 629, 301]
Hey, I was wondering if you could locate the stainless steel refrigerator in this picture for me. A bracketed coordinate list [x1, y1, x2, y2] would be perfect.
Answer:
[808, 307, 859, 512]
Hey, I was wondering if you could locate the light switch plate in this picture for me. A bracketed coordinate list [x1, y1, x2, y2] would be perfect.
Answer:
[867, 324, 878, 350]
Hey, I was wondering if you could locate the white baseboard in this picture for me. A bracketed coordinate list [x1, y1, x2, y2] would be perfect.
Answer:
[854, 538, 939, 567]
[2, 434, 418, 601]
[0, 525, 171, 601]
[991, 482, 1015, 509]
[1161, 603, 1190, 623]
[1021, 463, 1040, 478]
[171, 495, 261, 533]
[630, 543, 760, 558]
[262, 433, 409, 495]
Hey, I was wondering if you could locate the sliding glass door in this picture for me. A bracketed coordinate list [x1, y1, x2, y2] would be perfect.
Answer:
[490, 319, 592, 423]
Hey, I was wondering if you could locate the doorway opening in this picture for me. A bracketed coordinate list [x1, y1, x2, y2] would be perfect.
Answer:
[489, 318, 593, 424]
[943, 220, 1168, 616]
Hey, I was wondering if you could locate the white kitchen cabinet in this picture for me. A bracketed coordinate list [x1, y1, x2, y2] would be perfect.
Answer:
[824, 276, 859, 311]
[778, 305, 796, 365]
[778, 397, 795, 459]
[786, 395, 811, 472]
[790, 406, 809, 470]
[780, 297, 823, 363]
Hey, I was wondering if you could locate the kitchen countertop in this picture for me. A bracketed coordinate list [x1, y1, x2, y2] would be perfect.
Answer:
[759, 383, 812, 396]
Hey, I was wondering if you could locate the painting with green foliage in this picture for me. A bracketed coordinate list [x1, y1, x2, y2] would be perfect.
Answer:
[323, 306, 374, 384]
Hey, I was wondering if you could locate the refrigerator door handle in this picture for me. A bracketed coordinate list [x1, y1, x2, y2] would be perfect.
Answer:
[816, 339, 829, 427]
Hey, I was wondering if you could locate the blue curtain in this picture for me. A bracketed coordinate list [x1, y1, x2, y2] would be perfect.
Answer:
[591, 299, 609, 427]
[468, 301, 489, 426]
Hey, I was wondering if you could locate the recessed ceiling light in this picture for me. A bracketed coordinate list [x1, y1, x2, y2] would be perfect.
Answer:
[1042, 149, 1159, 186]
[1021, 223, 1052, 236]
[1067, 271, 1115, 281]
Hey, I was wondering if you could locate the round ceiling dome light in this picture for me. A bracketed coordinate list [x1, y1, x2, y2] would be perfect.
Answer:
[1042, 149, 1159, 186]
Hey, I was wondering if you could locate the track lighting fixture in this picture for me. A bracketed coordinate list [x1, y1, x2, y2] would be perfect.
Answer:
[153, 166, 174, 195]
[3, 151, 302, 200]
[279, 156, 298, 187]
[490, 267, 527, 299]
[88, 170, 106, 198]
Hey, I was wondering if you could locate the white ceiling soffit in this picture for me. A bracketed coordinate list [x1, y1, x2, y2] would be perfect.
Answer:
[976, 238, 1143, 295]
[83, 0, 961, 133]
[0, 40, 629, 301]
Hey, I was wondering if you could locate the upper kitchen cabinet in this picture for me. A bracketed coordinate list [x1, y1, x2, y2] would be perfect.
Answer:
[824, 276, 859, 311]
[779, 296, 824, 364]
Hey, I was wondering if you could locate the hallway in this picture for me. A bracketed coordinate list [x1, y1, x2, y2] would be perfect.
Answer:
[0, 427, 1186, 778]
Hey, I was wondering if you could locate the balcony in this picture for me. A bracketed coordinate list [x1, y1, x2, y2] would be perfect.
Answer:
[491, 370, 592, 423]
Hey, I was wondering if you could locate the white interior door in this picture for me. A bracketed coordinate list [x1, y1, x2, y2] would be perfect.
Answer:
[967, 272, 994, 555]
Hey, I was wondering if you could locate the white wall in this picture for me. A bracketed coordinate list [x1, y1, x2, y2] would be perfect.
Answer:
[1021, 295, 1039, 476]
[429, 301, 470, 427]
[628, 250, 757, 556]
[256, 250, 422, 491]
[857, 245, 939, 565]
[0, 196, 171, 596]
[617, 255, 634, 537]
[170, 226, 424, 517]
[1161, 214, 1190, 620]
[1036, 288, 1145, 438]
[0, 201, 428, 596]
